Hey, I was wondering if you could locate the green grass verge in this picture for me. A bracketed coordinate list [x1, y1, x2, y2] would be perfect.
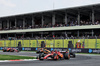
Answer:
[0, 54, 36, 60]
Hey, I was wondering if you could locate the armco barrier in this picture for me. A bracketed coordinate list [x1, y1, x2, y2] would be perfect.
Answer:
[0, 47, 100, 54]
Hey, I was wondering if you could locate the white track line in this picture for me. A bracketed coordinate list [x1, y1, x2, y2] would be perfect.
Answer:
[0, 59, 38, 63]
[76, 54, 100, 56]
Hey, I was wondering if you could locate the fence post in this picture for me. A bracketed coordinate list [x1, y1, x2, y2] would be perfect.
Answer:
[44, 37, 46, 48]
[16, 38, 17, 47]
[72, 36, 74, 48]
[10, 39, 11, 47]
[83, 36, 85, 48]
[87, 35, 89, 48]
[36, 38, 38, 48]
[29, 38, 31, 47]
[53, 37, 55, 49]
[14, 38, 15, 47]
[22, 38, 24, 47]
[62, 37, 64, 48]
[4, 39, 6, 47]
[95, 35, 97, 49]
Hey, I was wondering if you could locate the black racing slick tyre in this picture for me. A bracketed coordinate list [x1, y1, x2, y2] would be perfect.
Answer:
[70, 52, 76, 58]
[39, 53, 44, 60]
[72, 53, 76, 58]
[36, 56, 39, 59]
[64, 53, 70, 60]
[7, 50, 10, 52]
[3, 49, 6, 52]
[36, 50, 40, 54]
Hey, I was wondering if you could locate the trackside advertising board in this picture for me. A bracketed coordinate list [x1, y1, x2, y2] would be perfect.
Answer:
[0, 47, 100, 53]
[0, 39, 100, 48]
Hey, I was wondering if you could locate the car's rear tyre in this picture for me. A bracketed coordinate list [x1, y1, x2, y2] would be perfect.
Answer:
[39, 53, 44, 60]
[36, 50, 40, 54]
[73, 53, 76, 58]
[64, 53, 70, 60]
[70, 52, 76, 58]
[36, 56, 39, 59]
[7, 50, 10, 52]
[3, 49, 6, 52]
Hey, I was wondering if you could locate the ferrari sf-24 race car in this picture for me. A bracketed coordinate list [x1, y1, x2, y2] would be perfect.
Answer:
[36, 48, 76, 58]
[37, 50, 70, 60]
[2, 48, 19, 52]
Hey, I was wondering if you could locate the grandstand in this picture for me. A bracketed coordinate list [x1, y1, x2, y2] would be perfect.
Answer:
[0, 3, 100, 49]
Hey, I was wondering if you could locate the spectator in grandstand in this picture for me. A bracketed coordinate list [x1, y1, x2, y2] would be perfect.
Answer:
[19, 26, 22, 29]
[53, 35, 55, 38]
[89, 21, 92, 25]
[35, 24, 39, 28]
[95, 21, 99, 25]
[48, 23, 52, 27]
[10, 27, 12, 30]
[86, 21, 89, 25]
[60, 35, 64, 39]
[46, 25, 49, 28]
[83, 21, 85, 25]
[28, 25, 32, 29]
[5, 27, 9, 30]
[13, 26, 16, 29]
[80, 21, 84, 25]
[56, 24, 59, 27]
[1, 20, 100, 31]
[60, 23, 63, 27]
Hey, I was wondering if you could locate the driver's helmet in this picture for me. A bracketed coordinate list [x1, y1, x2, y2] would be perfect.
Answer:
[54, 50, 57, 53]
[43, 48, 47, 51]
[66, 48, 69, 52]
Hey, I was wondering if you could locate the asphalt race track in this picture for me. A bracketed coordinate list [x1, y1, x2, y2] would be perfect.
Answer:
[0, 51, 38, 57]
[0, 51, 100, 66]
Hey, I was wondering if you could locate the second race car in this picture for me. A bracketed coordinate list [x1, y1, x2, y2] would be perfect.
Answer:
[2, 47, 19, 52]
[36, 48, 76, 58]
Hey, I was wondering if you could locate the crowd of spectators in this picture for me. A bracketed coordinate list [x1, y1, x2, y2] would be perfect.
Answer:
[1, 34, 100, 40]
[0, 20, 100, 31]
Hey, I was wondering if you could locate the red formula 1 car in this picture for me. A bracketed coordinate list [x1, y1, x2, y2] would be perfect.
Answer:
[37, 50, 70, 60]
[2, 48, 19, 52]
[36, 48, 75, 58]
